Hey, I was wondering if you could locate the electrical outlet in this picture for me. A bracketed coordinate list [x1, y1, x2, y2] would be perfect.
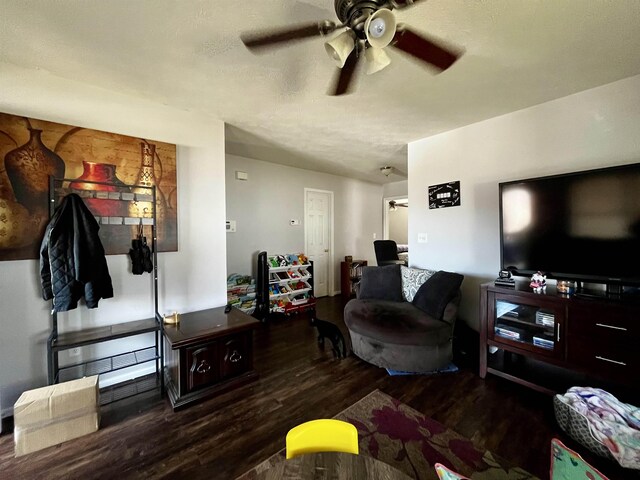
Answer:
[69, 347, 81, 357]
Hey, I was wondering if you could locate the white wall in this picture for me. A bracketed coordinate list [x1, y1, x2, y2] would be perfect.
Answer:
[226, 154, 383, 292]
[383, 180, 408, 198]
[408, 74, 640, 330]
[388, 207, 408, 245]
[0, 62, 227, 416]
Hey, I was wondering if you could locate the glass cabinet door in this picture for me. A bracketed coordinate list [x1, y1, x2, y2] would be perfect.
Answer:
[492, 298, 560, 355]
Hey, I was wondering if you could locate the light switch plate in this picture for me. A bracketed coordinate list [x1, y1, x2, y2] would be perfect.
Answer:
[418, 233, 428, 243]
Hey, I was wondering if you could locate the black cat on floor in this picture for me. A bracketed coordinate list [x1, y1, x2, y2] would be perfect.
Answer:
[311, 317, 347, 359]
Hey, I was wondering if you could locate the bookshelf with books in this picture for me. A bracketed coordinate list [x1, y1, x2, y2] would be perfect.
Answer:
[341, 260, 368, 297]
[226, 274, 256, 315]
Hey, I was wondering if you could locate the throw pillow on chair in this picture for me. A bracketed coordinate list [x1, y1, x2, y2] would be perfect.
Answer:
[358, 264, 403, 302]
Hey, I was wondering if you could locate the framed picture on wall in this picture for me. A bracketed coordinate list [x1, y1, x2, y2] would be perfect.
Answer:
[0, 112, 178, 260]
[428, 181, 461, 209]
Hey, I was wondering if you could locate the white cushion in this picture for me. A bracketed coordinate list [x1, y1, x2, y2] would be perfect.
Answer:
[401, 266, 436, 302]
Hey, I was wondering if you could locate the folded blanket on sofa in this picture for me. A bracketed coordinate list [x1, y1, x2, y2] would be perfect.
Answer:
[556, 386, 640, 469]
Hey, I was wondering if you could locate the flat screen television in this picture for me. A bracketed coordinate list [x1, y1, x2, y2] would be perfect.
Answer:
[499, 163, 640, 286]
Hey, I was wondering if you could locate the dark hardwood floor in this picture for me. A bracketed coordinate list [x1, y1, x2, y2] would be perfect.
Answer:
[0, 297, 635, 479]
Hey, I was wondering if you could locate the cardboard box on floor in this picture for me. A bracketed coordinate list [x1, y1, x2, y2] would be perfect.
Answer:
[14, 376, 100, 457]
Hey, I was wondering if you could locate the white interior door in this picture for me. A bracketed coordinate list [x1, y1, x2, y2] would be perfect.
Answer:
[305, 189, 333, 297]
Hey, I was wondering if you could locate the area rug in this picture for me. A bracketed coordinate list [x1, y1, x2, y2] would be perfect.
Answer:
[236, 389, 538, 480]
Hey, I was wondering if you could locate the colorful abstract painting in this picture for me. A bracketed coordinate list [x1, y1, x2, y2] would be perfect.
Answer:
[0, 112, 177, 260]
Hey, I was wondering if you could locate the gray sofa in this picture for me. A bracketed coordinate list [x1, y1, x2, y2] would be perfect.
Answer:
[344, 264, 463, 373]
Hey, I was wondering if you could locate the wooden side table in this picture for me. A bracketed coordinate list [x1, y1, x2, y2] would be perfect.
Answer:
[163, 307, 259, 410]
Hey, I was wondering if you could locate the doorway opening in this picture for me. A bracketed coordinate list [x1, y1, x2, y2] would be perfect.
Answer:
[383, 196, 408, 242]
[383, 196, 408, 262]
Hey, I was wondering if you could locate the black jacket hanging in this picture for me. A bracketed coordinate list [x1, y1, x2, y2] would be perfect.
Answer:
[40, 193, 114, 312]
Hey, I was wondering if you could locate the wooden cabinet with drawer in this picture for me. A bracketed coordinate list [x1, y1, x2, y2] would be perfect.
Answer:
[186, 341, 218, 392]
[219, 334, 250, 380]
[567, 337, 638, 383]
[164, 307, 259, 410]
[566, 301, 640, 385]
[567, 302, 639, 339]
[480, 281, 640, 395]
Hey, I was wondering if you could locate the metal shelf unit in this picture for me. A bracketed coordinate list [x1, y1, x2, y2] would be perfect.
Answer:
[46, 177, 163, 405]
[57, 346, 159, 383]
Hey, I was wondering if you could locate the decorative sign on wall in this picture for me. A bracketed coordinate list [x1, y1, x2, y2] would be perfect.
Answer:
[428, 181, 461, 209]
[0, 112, 178, 261]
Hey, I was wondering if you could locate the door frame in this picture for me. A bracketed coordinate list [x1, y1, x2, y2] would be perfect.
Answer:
[383, 195, 408, 240]
[304, 188, 335, 297]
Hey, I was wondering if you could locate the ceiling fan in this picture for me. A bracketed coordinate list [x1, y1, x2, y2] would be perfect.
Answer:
[241, 0, 463, 96]
[389, 200, 408, 211]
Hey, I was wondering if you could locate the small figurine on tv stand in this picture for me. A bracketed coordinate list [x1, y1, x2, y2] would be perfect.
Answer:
[529, 271, 547, 293]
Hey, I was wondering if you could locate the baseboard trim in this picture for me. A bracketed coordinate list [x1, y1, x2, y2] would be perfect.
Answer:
[99, 364, 156, 388]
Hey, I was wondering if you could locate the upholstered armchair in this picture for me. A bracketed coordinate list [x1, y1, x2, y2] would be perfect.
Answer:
[344, 264, 463, 373]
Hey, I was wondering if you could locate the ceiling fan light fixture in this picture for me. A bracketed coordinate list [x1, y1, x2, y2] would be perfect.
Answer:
[240, 0, 464, 96]
[380, 166, 394, 176]
[365, 9, 397, 49]
[369, 17, 387, 38]
[365, 47, 391, 75]
[324, 29, 356, 68]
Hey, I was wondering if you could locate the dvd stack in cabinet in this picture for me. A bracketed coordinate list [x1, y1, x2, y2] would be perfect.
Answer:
[533, 335, 554, 350]
[495, 326, 525, 341]
[535, 310, 555, 328]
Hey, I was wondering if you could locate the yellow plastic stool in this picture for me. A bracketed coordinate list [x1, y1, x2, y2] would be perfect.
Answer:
[285, 419, 359, 459]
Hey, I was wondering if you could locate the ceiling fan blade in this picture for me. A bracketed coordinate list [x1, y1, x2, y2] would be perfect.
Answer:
[391, 26, 462, 72]
[241, 21, 337, 51]
[329, 49, 360, 96]
[389, 0, 428, 10]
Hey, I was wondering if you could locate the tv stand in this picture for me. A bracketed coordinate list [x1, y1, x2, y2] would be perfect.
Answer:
[605, 283, 623, 297]
[573, 282, 638, 301]
[480, 281, 639, 396]
[573, 289, 609, 300]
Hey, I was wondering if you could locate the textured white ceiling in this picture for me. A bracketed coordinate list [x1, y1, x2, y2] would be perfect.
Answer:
[1, 1, 640, 184]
